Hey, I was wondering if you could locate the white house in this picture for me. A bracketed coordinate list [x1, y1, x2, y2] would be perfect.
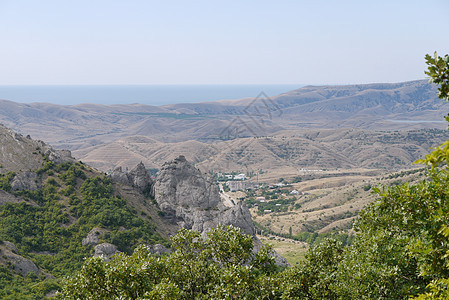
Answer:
[233, 173, 246, 180]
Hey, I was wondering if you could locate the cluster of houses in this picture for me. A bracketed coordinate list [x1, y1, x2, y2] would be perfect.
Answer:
[226, 181, 256, 192]
[223, 173, 247, 180]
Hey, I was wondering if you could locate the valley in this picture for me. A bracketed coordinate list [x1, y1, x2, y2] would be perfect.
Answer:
[1, 79, 449, 296]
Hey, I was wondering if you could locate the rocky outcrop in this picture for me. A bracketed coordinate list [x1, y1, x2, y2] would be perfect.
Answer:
[154, 155, 223, 232]
[109, 162, 153, 194]
[37, 140, 74, 164]
[128, 162, 152, 192]
[110, 167, 130, 185]
[93, 243, 119, 260]
[153, 156, 289, 266]
[0, 241, 39, 276]
[154, 156, 255, 236]
[147, 244, 171, 255]
[3, 241, 18, 253]
[82, 227, 108, 246]
[219, 202, 255, 236]
[10, 172, 39, 191]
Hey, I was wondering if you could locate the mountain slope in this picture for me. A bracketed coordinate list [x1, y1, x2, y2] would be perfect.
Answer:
[0, 80, 448, 151]
[0, 125, 173, 297]
[73, 128, 449, 174]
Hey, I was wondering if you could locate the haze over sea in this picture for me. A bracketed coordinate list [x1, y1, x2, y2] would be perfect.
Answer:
[0, 84, 302, 106]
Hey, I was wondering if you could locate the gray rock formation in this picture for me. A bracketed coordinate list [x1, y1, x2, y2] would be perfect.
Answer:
[82, 227, 108, 246]
[154, 156, 256, 235]
[147, 244, 171, 255]
[36, 140, 74, 164]
[3, 241, 18, 253]
[154, 156, 289, 266]
[1, 241, 39, 276]
[110, 167, 130, 185]
[48, 149, 73, 164]
[128, 162, 152, 192]
[93, 243, 119, 260]
[218, 202, 255, 236]
[109, 162, 153, 194]
[11, 172, 39, 191]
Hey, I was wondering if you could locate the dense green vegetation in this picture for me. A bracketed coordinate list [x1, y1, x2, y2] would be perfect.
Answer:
[0, 172, 15, 192]
[57, 226, 278, 299]
[0, 161, 165, 299]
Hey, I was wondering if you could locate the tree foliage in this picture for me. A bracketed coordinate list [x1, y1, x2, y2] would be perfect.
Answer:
[425, 52, 449, 101]
[57, 225, 277, 299]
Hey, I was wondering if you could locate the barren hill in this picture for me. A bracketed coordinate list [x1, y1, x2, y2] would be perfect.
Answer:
[0, 80, 447, 152]
[73, 128, 449, 174]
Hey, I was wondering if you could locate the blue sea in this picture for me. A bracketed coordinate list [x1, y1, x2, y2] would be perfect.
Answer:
[0, 84, 303, 106]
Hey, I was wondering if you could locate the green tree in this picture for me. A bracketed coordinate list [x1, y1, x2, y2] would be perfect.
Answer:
[57, 225, 278, 299]
[425, 52, 449, 102]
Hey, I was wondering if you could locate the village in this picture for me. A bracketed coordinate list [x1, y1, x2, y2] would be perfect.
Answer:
[215, 172, 304, 215]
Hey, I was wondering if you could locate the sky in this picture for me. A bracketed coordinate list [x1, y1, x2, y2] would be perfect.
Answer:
[0, 0, 448, 85]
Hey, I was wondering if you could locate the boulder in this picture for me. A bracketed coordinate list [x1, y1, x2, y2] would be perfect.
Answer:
[93, 243, 119, 260]
[10, 172, 39, 191]
[1, 241, 39, 276]
[147, 244, 171, 255]
[82, 227, 108, 246]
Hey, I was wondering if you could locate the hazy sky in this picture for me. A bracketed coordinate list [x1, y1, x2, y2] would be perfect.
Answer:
[0, 0, 448, 85]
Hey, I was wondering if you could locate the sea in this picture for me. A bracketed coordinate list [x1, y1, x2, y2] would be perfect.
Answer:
[0, 84, 303, 106]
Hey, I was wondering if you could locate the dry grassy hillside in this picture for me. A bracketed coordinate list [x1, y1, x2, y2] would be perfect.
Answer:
[249, 168, 425, 236]
[73, 128, 449, 174]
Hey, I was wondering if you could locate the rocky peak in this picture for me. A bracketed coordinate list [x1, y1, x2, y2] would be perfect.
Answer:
[156, 156, 220, 212]
[0, 124, 74, 173]
[128, 162, 153, 192]
[109, 162, 153, 194]
[154, 156, 253, 234]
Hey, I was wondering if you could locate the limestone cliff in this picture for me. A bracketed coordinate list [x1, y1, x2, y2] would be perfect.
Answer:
[153, 155, 289, 266]
[154, 155, 255, 235]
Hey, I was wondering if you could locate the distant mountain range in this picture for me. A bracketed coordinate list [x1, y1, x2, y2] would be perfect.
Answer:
[1, 79, 448, 173]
